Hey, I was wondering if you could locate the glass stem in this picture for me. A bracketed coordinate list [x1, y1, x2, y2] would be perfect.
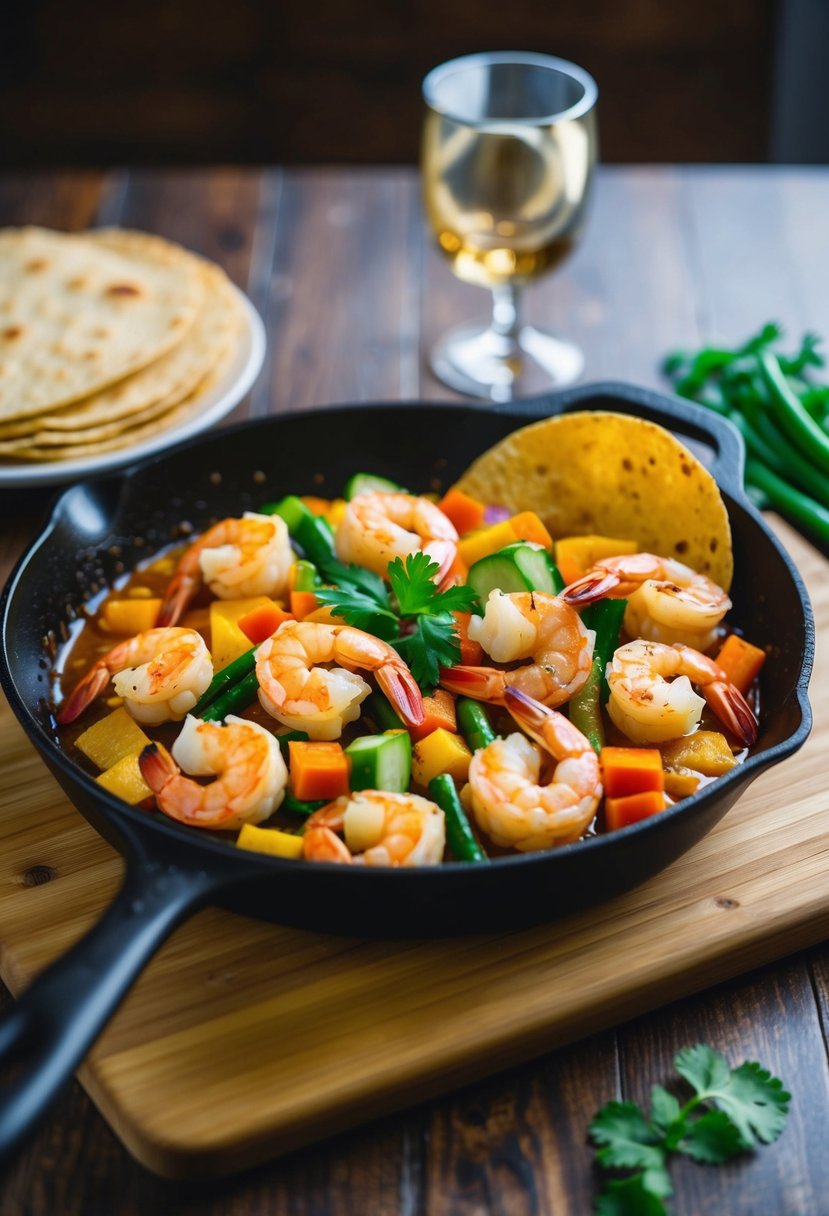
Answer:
[489, 284, 523, 361]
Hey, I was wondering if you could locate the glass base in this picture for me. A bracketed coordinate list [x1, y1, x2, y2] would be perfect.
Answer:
[429, 321, 584, 403]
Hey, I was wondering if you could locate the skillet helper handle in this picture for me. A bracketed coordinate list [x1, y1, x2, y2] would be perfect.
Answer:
[0, 856, 213, 1169]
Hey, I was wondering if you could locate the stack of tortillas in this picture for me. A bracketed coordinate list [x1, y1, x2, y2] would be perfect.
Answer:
[0, 227, 246, 462]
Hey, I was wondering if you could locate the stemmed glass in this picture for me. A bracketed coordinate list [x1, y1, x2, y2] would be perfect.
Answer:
[421, 51, 598, 402]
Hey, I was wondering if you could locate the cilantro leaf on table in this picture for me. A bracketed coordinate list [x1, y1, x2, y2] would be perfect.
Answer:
[589, 1044, 790, 1213]
[674, 1045, 791, 1147]
[589, 1102, 673, 1198]
[595, 1176, 669, 1216]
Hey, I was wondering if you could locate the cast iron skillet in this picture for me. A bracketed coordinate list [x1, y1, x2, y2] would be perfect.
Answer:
[0, 383, 814, 1166]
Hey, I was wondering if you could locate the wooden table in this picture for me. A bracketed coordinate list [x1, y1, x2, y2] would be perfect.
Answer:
[1, 165, 828, 1214]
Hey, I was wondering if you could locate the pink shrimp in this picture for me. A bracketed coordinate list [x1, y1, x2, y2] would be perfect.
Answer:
[58, 627, 212, 726]
[156, 512, 292, 627]
[302, 790, 446, 866]
[334, 491, 458, 582]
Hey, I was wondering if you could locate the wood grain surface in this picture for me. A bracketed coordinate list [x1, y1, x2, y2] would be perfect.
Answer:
[0, 511, 827, 1180]
[1, 166, 829, 1214]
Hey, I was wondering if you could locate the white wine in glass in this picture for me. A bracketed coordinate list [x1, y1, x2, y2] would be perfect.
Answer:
[422, 51, 598, 401]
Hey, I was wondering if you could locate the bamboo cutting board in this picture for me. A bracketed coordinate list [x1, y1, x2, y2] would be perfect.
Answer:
[1, 517, 827, 1180]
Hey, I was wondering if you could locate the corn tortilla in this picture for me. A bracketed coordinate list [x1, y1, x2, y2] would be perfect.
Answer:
[455, 411, 733, 590]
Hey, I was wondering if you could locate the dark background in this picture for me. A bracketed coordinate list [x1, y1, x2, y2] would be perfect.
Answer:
[0, 0, 827, 167]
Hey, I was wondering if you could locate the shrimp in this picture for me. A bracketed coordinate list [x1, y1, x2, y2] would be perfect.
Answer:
[58, 627, 213, 726]
[466, 686, 602, 852]
[440, 590, 593, 708]
[138, 714, 288, 830]
[334, 491, 458, 581]
[255, 620, 424, 741]
[563, 553, 731, 651]
[607, 638, 758, 746]
[156, 512, 293, 627]
[302, 790, 446, 866]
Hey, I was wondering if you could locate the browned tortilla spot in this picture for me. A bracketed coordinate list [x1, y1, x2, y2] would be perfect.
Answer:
[24, 259, 48, 272]
[105, 283, 142, 298]
[2, 326, 23, 341]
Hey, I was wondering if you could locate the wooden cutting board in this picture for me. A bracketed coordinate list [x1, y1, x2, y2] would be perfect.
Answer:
[1, 517, 827, 1180]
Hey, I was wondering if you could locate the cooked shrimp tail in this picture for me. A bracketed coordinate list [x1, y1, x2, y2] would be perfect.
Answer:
[504, 685, 597, 758]
[302, 825, 354, 864]
[375, 664, 425, 728]
[57, 666, 113, 724]
[58, 626, 213, 726]
[439, 664, 508, 702]
[704, 680, 758, 747]
[561, 568, 622, 605]
[139, 714, 287, 830]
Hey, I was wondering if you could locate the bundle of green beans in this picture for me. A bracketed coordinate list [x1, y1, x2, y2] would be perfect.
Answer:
[663, 323, 829, 548]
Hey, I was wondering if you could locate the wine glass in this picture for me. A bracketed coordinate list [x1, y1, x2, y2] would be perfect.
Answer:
[421, 51, 598, 402]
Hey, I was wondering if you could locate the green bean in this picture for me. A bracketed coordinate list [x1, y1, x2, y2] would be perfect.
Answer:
[277, 729, 309, 757]
[282, 791, 326, 818]
[428, 774, 488, 863]
[582, 599, 628, 705]
[199, 670, 260, 722]
[456, 698, 497, 753]
[568, 655, 604, 754]
[759, 351, 829, 474]
[744, 458, 829, 547]
[363, 691, 405, 732]
[193, 645, 257, 715]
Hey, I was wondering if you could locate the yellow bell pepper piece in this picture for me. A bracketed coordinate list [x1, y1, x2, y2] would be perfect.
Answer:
[100, 597, 163, 635]
[457, 521, 520, 567]
[237, 823, 304, 859]
[210, 596, 273, 671]
[412, 728, 473, 787]
[96, 752, 153, 805]
[663, 766, 702, 799]
[555, 534, 638, 585]
[660, 731, 737, 778]
[75, 707, 152, 772]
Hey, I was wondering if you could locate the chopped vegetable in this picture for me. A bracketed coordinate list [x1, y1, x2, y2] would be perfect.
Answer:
[199, 670, 260, 722]
[453, 611, 484, 665]
[663, 766, 702, 799]
[288, 740, 351, 801]
[604, 789, 666, 831]
[412, 728, 472, 787]
[660, 732, 737, 778]
[569, 662, 604, 755]
[101, 597, 163, 635]
[436, 486, 486, 535]
[428, 773, 488, 862]
[193, 646, 256, 715]
[237, 823, 304, 859]
[281, 791, 327, 817]
[276, 729, 310, 757]
[663, 323, 829, 545]
[346, 730, 412, 792]
[554, 534, 637, 586]
[456, 697, 497, 753]
[457, 519, 521, 567]
[237, 601, 294, 644]
[508, 511, 554, 550]
[601, 746, 665, 797]
[408, 688, 457, 742]
[96, 752, 153, 804]
[466, 541, 563, 602]
[75, 707, 152, 771]
[363, 690, 405, 733]
[583, 599, 628, 704]
[344, 472, 408, 500]
[714, 634, 766, 696]
[210, 596, 274, 670]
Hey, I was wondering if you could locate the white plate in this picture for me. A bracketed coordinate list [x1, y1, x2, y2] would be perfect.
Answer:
[0, 285, 267, 489]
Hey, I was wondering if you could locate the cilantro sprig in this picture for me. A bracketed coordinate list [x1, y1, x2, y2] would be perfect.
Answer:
[315, 551, 478, 691]
[589, 1044, 790, 1214]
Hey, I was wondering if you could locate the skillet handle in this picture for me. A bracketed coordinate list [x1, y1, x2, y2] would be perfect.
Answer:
[0, 854, 216, 1169]
[516, 382, 747, 501]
